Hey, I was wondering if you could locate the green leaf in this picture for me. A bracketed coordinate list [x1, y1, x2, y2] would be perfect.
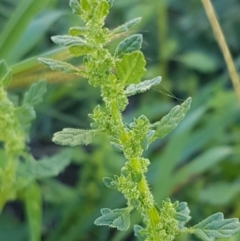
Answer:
[102, 177, 118, 189]
[69, 0, 81, 15]
[17, 150, 72, 182]
[116, 52, 146, 84]
[23, 80, 47, 106]
[52, 128, 97, 146]
[51, 35, 86, 47]
[124, 76, 161, 96]
[15, 105, 36, 131]
[95, 1, 109, 24]
[8, 11, 64, 64]
[0, 0, 54, 60]
[175, 201, 191, 229]
[112, 17, 142, 34]
[134, 225, 145, 240]
[115, 34, 143, 57]
[110, 141, 123, 152]
[80, 0, 92, 13]
[41, 179, 77, 204]
[193, 213, 240, 241]
[199, 182, 240, 206]
[69, 45, 94, 57]
[174, 147, 233, 187]
[69, 26, 88, 36]
[94, 208, 130, 231]
[176, 51, 219, 73]
[150, 97, 192, 142]
[23, 182, 42, 241]
[0, 60, 12, 86]
[38, 58, 80, 74]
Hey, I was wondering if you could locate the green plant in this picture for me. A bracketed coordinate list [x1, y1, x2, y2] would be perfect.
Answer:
[0, 60, 72, 241]
[38, 0, 240, 241]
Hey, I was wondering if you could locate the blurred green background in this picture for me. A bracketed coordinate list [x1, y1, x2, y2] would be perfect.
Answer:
[1, 0, 240, 240]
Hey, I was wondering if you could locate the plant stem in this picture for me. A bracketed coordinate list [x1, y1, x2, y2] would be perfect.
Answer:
[111, 100, 161, 240]
[201, 0, 240, 103]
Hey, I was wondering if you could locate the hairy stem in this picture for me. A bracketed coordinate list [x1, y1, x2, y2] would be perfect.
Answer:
[110, 100, 161, 240]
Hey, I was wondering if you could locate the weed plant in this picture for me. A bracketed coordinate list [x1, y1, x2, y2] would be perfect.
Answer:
[36, 0, 240, 241]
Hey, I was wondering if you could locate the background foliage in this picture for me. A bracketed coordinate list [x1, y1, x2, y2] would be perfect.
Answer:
[1, 0, 240, 240]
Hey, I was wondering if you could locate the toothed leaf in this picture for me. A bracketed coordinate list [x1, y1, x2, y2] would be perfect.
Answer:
[94, 208, 130, 231]
[193, 213, 240, 241]
[116, 52, 146, 84]
[102, 177, 117, 189]
[115, 34, 143, 57]
[150, 97, 191, 142]
[52, 128, 96, 146]
[175, 201, 191, 229]
[38, 58, 80, 74]
[125, 76, 161, 96]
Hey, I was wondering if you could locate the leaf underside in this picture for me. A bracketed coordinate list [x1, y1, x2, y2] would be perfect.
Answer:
[193, 213, 240, 241]
[52, 128, 96, 146]
[94, 208, 130, 231]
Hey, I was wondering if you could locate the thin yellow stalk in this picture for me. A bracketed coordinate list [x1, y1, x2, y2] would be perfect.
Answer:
[201, 0, 240, 103]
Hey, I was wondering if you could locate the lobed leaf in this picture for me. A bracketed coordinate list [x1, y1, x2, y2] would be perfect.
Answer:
[23, 80, 47, 106]
[150, 97, 192, 142]
[124, 76, 161, 96]
[193, 213, 240, 241]
[51, 35, 86, 47]
[0, 59, 12, 86]
[94, 208, 130, 231]
[38, 58, 80, 74]
[175, 201, 191, 229]
[115, 34, 143, 57]
[17, 150, 72, 182]
[112, 17, 142, 34]
[116, 52, 146, 84]
[52, 128, 97, 146]
[102, 177, 118, 189]
[69, 0, 81, 15]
